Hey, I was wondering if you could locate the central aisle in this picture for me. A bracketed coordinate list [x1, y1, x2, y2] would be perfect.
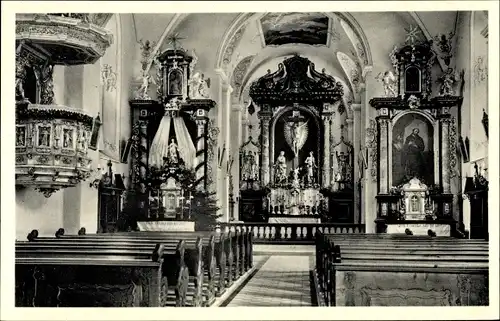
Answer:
[224, 255, 314, 307]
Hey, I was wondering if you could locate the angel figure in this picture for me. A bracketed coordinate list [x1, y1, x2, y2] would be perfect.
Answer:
[15, 54, 29, 100]
[438, 68, 457, 96]
[376, 71, 397, 97]
[138, 39, 156, 70]
[291, 167, 301, 189]
[188, 72, 210, 99]
[136, 70, 157, 100]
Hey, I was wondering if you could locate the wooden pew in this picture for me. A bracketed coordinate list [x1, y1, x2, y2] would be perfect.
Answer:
[25, 233, 206, 307]
[315, 232, 489, 306]
[54, 229, 253, 293]
[15, 242, 169, 307]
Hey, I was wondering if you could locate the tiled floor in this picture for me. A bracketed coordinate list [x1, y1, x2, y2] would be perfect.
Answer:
[225, 255, 313, 307]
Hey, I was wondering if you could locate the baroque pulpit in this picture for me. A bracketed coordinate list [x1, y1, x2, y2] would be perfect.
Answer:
[369, 40, 463, 236]
[241, 55, 353, 223]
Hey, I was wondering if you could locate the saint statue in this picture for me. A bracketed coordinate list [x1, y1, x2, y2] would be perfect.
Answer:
[249, 151, 258, 180]
[274, 151, 287, 183]
[335, 151, 352, 183]
[304, 151, 317, 184]
[291, 167, 301, 189]
[438, 68, 457, 96]
[402, 128, 425, 179]
[242, 151, 257, 181]
[63, 130, 73, 148]
[137, 70, 156, 99]
[168, 138, 179, 163]
[188, 72, 210, 99]
[39, 127, 50, 147]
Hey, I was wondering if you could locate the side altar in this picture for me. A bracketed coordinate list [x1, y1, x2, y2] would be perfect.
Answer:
[127, 47, 216, 231]
[369, 39, 463, 236]
[240, 55, 354, 224]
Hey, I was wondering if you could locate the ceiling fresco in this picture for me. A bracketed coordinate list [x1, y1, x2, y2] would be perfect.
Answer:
[260, 12, 330, 46]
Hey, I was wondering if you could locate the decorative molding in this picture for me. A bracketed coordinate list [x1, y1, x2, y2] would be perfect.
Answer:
[365, 119, 378, 182]
[449, 116, 458, 178]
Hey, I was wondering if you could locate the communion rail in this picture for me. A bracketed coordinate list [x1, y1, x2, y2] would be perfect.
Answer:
[219, 223, 365, 244]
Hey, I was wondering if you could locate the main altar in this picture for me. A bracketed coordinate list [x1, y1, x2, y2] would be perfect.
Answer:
[240, 55, 354, 223]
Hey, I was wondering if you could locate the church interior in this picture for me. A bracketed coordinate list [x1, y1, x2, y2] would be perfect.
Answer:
[11, 10, 493, 309]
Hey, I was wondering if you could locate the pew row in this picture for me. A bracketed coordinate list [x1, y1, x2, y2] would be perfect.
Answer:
[25, 228, 254, 305]
[315, 232, 489, 306]
[15, 242, 172, 307]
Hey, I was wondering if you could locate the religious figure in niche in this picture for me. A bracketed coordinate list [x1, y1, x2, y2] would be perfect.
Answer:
[402, 128, 425, 180]
[242, 151, 258, 181]
[304, 151, 317, 184]
[38, 126, 51, 147]
[274, 151, 287, 183]
[335, 151, 352, 183]
[285, 120, 308, 158]
[168, 70, 182, 96]
[16, 126, 26, 146]
[79, 129, 88, 151]
[168, 138, 179, 163]
[63, 129, 73, 149]
[437, 68, 457, 96]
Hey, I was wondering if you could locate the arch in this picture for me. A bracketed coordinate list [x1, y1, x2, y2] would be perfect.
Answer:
[269, 105, 322, 182]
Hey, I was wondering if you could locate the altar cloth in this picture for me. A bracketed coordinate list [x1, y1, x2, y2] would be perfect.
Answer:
[137, 221, 195, 232]
[268, 217, 321, 224]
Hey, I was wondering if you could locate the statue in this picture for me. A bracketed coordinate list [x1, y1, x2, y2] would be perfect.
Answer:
[188, 72, 211, 99]
[438, 68, 457, 96]
[136, 70, 156, 100]
[15, 54, 28, 101]
[274, 151, 287, 183]
[39, 127, 50, 147]
[63, 130, 73, 148]
[250, 151, 258, 180]
[304, 151, 317, 184]
[291, 167, 301, 189]
[242, 150, 257, 181]
[168, 138, 179, 163]
[375, 71, 397, 97]
[402, 128, 425, 180]
[335, 151, 352, 183]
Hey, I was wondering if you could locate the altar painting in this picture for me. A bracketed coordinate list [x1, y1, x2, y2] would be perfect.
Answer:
[392, 114, 434, 186]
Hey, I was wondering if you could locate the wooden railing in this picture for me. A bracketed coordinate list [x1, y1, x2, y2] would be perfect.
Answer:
[219, 222, 365, 244]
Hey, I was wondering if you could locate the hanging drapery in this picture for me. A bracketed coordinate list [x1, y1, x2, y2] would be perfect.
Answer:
[148, 115, 172, 167]
[173, 116, 196, 169]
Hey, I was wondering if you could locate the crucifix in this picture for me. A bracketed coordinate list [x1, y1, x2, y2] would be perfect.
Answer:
[285, 109, 307, 170]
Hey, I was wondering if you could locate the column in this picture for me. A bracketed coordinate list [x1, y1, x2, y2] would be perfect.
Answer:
[259, 111, 272, 186]
[194, 116, 206, 191]
[321, 114, 331, 188]
[352, 103, 362, 224]
[230, 103, 243, 221]
[220, 84, 233, 222]
[378, 117, 389, 194]
[441, 117, 451, 193]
